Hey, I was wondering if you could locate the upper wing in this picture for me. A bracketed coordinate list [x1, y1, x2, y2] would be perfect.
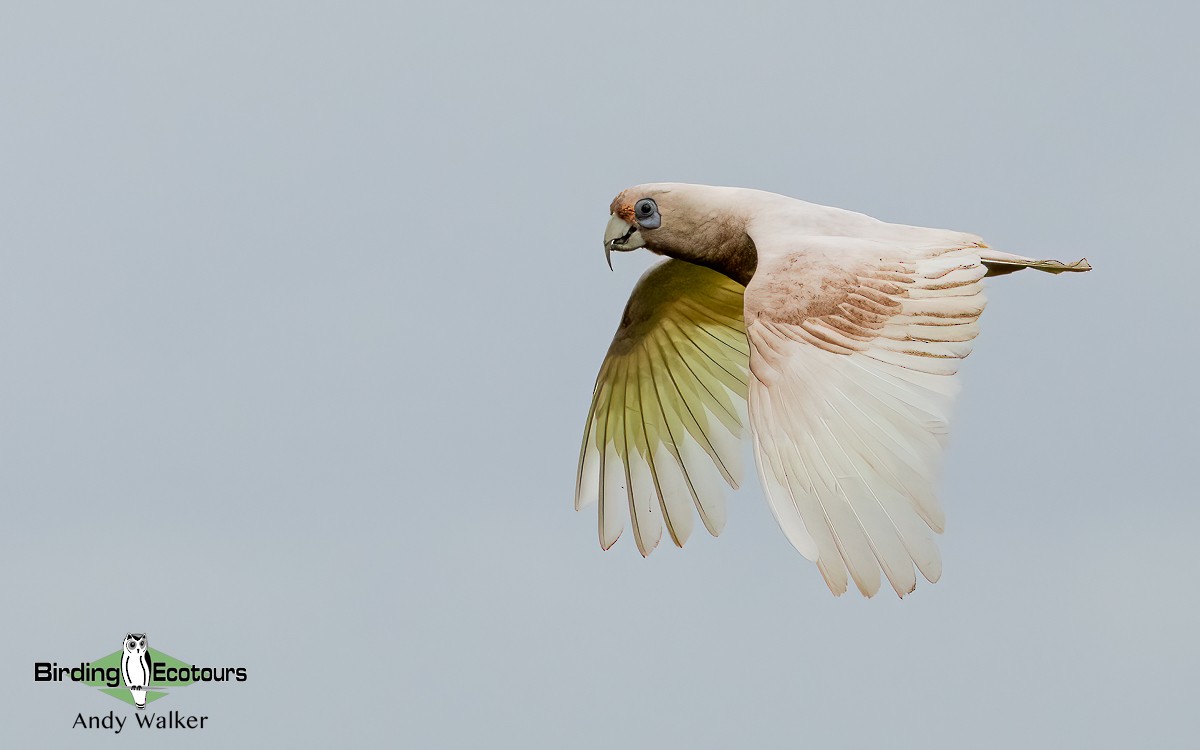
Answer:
[576, 258, 749, 556]
[744, 236, 989, 597]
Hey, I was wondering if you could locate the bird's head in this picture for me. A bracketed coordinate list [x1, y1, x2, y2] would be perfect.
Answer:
[603, 183, 758, 285]
[603, 185, 672, 269]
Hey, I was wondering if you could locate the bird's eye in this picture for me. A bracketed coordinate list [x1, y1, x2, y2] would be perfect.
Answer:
[633, 198, 660, 229]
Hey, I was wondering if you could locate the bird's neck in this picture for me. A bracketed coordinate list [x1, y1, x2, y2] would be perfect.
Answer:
[653, 210, 758, 287]
[679, 235, 757, 287]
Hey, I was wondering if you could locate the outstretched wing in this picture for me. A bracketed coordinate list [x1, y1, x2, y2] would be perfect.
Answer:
[576, 259, 750, 556]
[744, 236, 989, 598]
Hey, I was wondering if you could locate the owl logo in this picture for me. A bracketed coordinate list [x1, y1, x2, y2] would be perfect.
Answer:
[120, 634, 153, 710]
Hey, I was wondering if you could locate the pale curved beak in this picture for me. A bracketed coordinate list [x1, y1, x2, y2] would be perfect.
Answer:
[603, 214, 645, 270]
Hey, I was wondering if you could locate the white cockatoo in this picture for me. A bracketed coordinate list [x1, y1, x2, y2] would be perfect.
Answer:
[577, 183, 1089, 597]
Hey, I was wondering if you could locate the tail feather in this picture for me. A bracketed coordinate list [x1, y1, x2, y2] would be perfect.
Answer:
[980, 249, 1092, 277]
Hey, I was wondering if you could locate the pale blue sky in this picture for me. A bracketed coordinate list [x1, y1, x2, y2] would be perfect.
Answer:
[2, 2, 1197, 747]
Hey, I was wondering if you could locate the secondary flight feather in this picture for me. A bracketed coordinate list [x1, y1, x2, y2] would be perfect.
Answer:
[576, 183, 1089, 598]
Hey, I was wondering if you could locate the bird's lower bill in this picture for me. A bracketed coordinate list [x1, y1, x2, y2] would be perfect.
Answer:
[603, 214, 645, 268]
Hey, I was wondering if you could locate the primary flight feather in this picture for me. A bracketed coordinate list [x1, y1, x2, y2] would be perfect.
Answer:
[577, 183, 1089, 598]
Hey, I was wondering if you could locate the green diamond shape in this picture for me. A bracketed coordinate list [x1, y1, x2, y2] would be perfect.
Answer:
[83, 648, 196, 706]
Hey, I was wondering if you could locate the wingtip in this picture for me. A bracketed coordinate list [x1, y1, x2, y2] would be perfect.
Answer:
[664, 522, 690, 549]
[819, 564, 849, 597]
[893, 580, 918, 599]
[855, 581, 880, 599]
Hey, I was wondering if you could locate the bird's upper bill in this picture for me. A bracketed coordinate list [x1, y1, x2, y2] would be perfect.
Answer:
[604, 189, 662, 268]
[603, 213, 645, 269]
[604, 213, 644, 253]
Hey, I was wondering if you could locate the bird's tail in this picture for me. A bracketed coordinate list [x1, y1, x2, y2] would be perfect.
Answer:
[979, 248, 1092, 277]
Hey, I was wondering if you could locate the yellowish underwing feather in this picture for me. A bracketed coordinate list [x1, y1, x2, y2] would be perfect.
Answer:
[576, 259, 749, 554]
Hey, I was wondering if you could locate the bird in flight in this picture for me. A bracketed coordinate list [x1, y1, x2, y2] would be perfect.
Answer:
[576, 183, 1089, 598]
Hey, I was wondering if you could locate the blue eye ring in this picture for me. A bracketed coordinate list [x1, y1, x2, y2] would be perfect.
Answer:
[634, 198, 660, 229]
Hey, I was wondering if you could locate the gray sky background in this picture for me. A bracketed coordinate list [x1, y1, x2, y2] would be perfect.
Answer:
[2, 2, 1197, 747]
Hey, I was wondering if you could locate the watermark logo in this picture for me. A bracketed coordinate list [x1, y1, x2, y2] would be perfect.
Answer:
[34, 632, 247, 732]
